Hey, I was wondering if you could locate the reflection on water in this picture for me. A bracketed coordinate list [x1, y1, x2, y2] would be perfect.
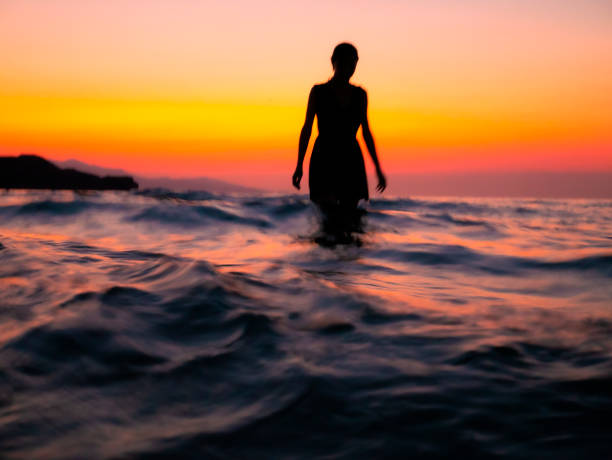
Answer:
[0, 190, 611, 459]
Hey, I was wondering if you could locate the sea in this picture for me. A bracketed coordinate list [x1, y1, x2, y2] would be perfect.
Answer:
[0, 189, 611, 459]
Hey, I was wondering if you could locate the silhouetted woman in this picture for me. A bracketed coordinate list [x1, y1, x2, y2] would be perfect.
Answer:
[292, 42, 386, 218]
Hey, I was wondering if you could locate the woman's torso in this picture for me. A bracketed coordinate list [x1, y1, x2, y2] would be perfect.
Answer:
[314, 82, 365, 146]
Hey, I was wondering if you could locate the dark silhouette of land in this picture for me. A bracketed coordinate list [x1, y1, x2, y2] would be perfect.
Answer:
[0, 154, 138, 190]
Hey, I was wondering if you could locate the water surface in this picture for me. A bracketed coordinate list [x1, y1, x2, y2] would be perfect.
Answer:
[1, 190, 611, 459]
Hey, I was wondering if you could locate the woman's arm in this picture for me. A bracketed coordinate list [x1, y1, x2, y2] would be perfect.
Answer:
[292, 87, 316, 190]
[361, 90, 386, 192]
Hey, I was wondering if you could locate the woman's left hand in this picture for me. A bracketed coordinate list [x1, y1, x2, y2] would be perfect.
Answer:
[376, 169, 387, 193]
[292, 166, 303, 190]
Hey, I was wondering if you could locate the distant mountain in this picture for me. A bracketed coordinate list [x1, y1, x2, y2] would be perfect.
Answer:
[53, 159, 260, 194]
[56, 159, 131, 177]
[0, 155, 138, 190]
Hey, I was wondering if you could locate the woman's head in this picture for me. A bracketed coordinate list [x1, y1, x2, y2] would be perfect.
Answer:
[331, 42, 358, 81]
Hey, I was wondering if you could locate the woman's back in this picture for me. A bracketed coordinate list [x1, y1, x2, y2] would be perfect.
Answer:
[314, 82, 365, 142]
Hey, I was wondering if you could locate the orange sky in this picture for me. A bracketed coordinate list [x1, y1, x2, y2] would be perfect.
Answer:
[1, 0, 611, 186]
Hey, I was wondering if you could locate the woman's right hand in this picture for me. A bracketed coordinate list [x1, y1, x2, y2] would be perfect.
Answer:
[292, 165, 303, 190]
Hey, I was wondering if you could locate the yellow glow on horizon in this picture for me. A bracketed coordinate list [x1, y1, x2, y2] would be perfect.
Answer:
[2, 91, 609, 171]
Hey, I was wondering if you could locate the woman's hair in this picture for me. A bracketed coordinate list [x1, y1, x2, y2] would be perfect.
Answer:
[331, 42, 358, 65]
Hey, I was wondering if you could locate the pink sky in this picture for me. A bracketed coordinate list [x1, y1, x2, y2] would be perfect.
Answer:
[0, 0, 611, 195]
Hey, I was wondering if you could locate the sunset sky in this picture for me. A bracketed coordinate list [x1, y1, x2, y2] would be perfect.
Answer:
[1, 0, 611, 192]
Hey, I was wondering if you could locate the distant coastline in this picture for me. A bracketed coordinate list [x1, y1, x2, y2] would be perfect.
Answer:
[2, 154, 608, 198]
[53, 158, 261, 194]
[0, 154, 138, 191]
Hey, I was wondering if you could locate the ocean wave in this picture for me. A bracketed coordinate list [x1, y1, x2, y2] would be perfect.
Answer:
[423, 212, 495, 228]
[0, 199, 115, 217]
[519, 254, 612, 276]
[244, 196, 311, 218]
[136, 188, 217, 202]
[372, 243, 612, 277]
[127, 204, 272, 228]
